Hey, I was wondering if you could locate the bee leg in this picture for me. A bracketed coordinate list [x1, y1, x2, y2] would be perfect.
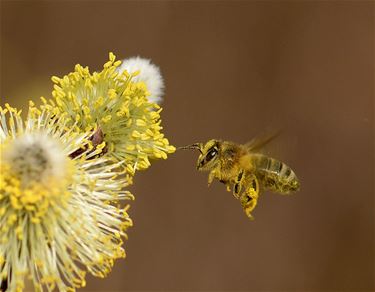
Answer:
[225, 181, 230, 192]
[219, 179, 231, 192]
[240, 176, 259, 220]
[241, 191, 258, 220]
[233, 170, 245, 199]
[207, 171, 216, 187]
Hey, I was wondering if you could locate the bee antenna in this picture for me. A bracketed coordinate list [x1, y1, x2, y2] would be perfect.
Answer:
[178, 143, 203, 154]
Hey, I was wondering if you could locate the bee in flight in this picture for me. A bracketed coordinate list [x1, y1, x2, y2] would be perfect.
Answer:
[180, 134, 300, 220]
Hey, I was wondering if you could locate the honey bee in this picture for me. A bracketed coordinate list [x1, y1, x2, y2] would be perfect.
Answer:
[180, 135, 300, 220]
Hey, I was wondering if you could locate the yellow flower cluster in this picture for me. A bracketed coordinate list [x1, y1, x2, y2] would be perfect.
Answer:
[43, 52, 175, 175]
[1, 104, 134, 291]
[0, 53, 175, 291]
[0, 106, 74, 224]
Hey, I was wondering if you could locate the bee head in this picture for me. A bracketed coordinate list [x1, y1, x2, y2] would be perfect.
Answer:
[178, 140, 220, 171]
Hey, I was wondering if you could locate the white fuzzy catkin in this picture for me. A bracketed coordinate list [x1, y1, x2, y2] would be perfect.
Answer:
[117, 57, 164, 104]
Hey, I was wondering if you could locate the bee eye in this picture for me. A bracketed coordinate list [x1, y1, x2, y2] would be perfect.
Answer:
[206, 148, 217, 162]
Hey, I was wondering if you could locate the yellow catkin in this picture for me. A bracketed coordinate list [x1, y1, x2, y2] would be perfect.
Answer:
[42, 52, 175, 176]
[0, 104, 133, 292]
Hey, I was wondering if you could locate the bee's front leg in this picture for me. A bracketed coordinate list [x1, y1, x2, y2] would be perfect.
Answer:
[219, 179, 231, 192]
[207, 171, 216, 187]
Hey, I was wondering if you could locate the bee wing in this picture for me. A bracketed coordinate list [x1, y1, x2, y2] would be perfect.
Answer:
[245, 130, 280, 152]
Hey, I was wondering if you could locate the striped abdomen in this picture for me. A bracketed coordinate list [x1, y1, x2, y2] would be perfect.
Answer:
[252, 154, 299, 194]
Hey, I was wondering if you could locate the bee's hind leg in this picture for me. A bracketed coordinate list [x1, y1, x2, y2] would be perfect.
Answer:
[240, 175, 260, 220]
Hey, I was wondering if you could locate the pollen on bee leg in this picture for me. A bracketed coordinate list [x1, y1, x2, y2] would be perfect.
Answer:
[245, 209, 255, 221]
[240, 189, 258, 220]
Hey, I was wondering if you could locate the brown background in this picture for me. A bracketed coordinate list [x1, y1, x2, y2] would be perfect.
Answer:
[1, 1, 374, 291]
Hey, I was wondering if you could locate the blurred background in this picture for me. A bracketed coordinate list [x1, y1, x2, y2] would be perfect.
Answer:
[1, 1, 374, 291]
